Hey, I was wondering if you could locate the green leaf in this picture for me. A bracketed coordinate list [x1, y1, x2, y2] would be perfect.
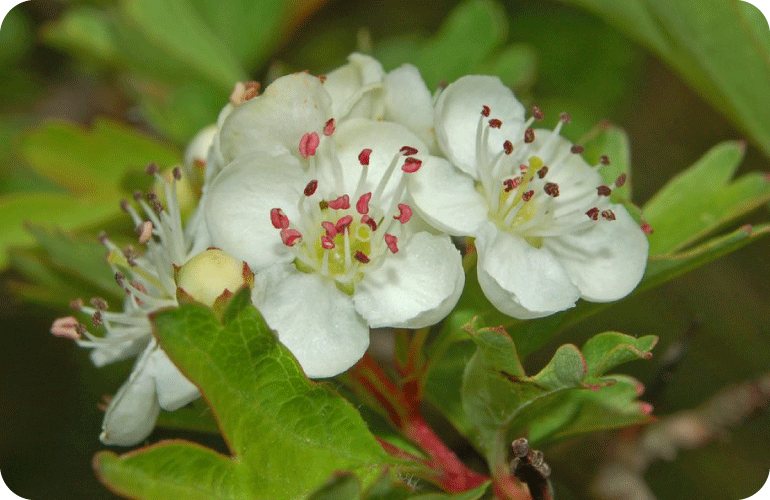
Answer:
[306, 473, 362, 500]
[554, 0, 770, 159]
[41, 7, 119, 65]
[581, 125, 632, 201]
[581, 332, 658, 377]
[642, 141, 770, 256]
[474, 44, 537, 92]
[95, 289, 392, 499]
[410, 481, 491, 499]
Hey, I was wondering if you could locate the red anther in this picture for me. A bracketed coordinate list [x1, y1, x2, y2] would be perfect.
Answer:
[597, 185, 612, 196]
[51, 316, 82, 340]
[384, 233, 398, 253]
[615, 173, 627, 187]
[270, 208, 290, 229]
[570, 145, 585, 154]
[402, 157, 422, 173]
[519, 164, 528, 172]
[145, 162, 159, 175]
[544, 182, 560, 197]
[586, 207, 600, 220]
[299, 132, 320, 159]
[601, 209, 616, 221]
[280, 229, 302, 246]
[524, 128, 535, 143]
[323, 118, 335, 136]
[321, 221, 337, 237]
[522, 190, 534, 202]
[320, 235, 335, 250]
[537, 166, 549, 179]
[503, 140, 513, 155]
[481, 105, 491, 117]
[356, 192, 372, 214]
[361, 214, 377, 231]
[354, 251, 370, 263]
[328, 194, 350, 210]
[358, 148, 372, 165]
[318, 75, 327, 83]
[92, 311, 103, 327]
[394, 203, 413, 224]
[559, 112, 571, 124]
[489, 119, 502, 129]
[243, 81, 260, 100]
[335, 215, 353, 232]
[120, 199, 130, 213]
[304, 180, 318, 196]
[503, 178, 521, 192]
[600, 155, 610, 166]
[98, 231, 108, 245]
[532, 106, 544, 120]
[639, 402, 654, 415]
[173, 167, 182, 180]
[400, 146, 419, 156]
[113, 273, 125, 288]
[641, 222, 654, 234]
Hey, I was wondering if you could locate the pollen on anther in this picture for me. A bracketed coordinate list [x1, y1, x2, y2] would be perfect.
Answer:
[120, 199, 130, 213]
[280, 229, 302, 246]
[335, 215, 353, 232]
[615, 173, 627, 187]
[299, 132, 320, 159]
[503, 140, 513, 155]
[356, 192, 372, 214]
[522, 190, 534, 202]
[600, 155, 610, 166]
[321, 235, 335, 250]
[400, 146, 419, 156]
[394, 204, 413, 224]
[361, 214, 377, 231]
[503, 178, 521, 192]
[532, 106, 544, 121]
[354, 251, 370, 264]
[138, 221, 154, 243]
[586, 207, 600, 220]
[384, 234, 398, 253]
[641, 222, 654, 234]
[489, 119, 502, 129]
[559, 112, 571, 124]
[524, 128, 535, 144]
[597, 185, 612, 197]
[481, 105, 491, 117]
[173, 167, 182, 180]
[544, 182, 560, 197]
[402, 157, 422, 173]
[323, 118, 335, 136]
[270, 208, 290, 229]
[537, 166, 549, 179]
[304, 180, 318, 196]
[145, 162, 159, 175]
[570, 145, 585, 154]
[90, 297, 109, 310]
[322, 221, 337, 237]
[601, 210, 616, 221]
[328, 195, 350, 210]
[358, 148, 372, 165]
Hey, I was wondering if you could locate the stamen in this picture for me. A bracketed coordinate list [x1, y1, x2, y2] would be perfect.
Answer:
[145, 163, 159, 176]
[358, 148, 372, 165]
[270, 208, 290, 229]
[335, 215, 353, 233]
[543, 182, 560, 197]
[51, 316, 82, 340]
[586, 207, 600, 220]
[524, 128, 535, 144]
[384, 234, 398, 253]
[172, 167, 182, 181]
[322, 221, 337, 237]
[615, 173, 627, 187]
[597, 185, 612, 197]
[328, 195, 351, 210]
[356, 192, 372, 214]
[532, 106, 544, 121]
[318, 75, 327, 83]
[90, 297, 109, 310]
[537, 167, 549, 179]
[559, 112, 571, 124]
[503, 140, 513, 155]
[138, 221, 154, 243]
[299, 132, 320, 159]
[522, 190, 534, 202]
[570, 145, 585, 154]
[323, 118, 335, 136]
[393, 204, 413, 224]
[321, 235, 335, 249]
[229, 81, 260, 106]
[400, 146, 419, 156]
[503, 178, 521, 192]
[600, 155, 610, 166]
[304, 180, 318, 196]
[402, 157, 422, 173]
[641, 222, 654, 234]
[489, 119, 502, 129]
[601, 210, 616, 221]
[280, 229, 302, 246]
[361, 215, 377, 231]
[354, 251, 370, 264]
[481, 105, 491, 117]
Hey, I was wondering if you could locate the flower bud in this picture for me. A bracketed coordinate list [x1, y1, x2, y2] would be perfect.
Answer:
[176, 248, 254, 307]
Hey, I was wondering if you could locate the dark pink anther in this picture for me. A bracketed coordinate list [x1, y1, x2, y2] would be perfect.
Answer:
[503, 178, 521, 192]
[586, 207, 600, 220]
[481, 105, 491, 117]
[304, 180, 318, 196]
[600, 155, 610, 166]
[354, 251, 370, 264]
[321, 221, 337, 238]
[522, 190, 534, 202]
[532, 106, 544, 120]
[318, 75, 327, 83]
[394, 203, 413, 224]
[358, 148, 372, 166]
[641, 222, 654, 234]
[270, 208, 290, 229]
[524, 128, 535, 144]
[328, 194, 350, 210]
[597, 185, 612, 196]
[544, 182, 560, 197]
[173, 167, 182, 180]
[639, 402, 654, 415]
[280, 229, 302, 246]
[323, 118, 335, 136]
[402, 157, 422, 173]
[356, 192, 372, 214]
[51, 316, 81, 340]
[361, 215, 377, 231]
[519, 164, 528, 173]
[537, 166, 549, 179]
[384, 234, 398, 253]
[299, 132, 320, 159]
[335, 215, 353, 232]
[489, 119, 502, 129]
[400, 146, 419, 156]
[570, 145, 585, 154]
[601, 210, 616, 221]
[559, 112, 571, 124]
[321, 235, 335, 249]
[615, 173, 627, 187]
[503, 140, 513, 155]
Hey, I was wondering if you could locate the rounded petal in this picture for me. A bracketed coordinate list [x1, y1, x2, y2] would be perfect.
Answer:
[149, 347, 200, 411]
[354, 232, 464, 328]
[100, 345, 160, 446]
[383, 64, 436, 151]
[184, 124, 217, 170]
[545, 206, 648, 302]
[475, 221, 580, 319]
[205, 153, 305, 271]
[322, 118, 428, 206]
[434, 75, 526, 177]
[254, 265, 370, 378]
[408, 156, 488, 235]
[324, 53, 385, 120]
[219, 73, 332, 164]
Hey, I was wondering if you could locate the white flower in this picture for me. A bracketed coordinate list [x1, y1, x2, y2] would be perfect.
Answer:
[203, 73, 464, 378]
[409, 75, 649, 319]
[51, 166, 252, 446]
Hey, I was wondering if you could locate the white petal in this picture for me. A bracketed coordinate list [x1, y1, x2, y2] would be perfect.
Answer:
[434, 75, 526, 177]
[408, 156, 488, 235]
[544, 206, 648, 302]
[383, 64, 436, 152]
[204, 153, 304, 271]
[100, 344, 160, 446]
[254, 265, 370, 378]
[184, 124, 217, 170]
[322, 118, 428, 206]
[324, 53, 385, 120]
[354, 232, 464, 328]
[149, 347, 200, 411]
[218, 73, 332, 164]
[475, 221, 580, 319]
[90, 336, 148, 367]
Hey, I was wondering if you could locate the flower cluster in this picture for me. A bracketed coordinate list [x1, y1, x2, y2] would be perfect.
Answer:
[52, 53, 648, 446]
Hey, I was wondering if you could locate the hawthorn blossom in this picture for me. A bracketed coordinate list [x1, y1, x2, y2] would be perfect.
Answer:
[409, 75, 649, 319]
[51, 166, 253, 446]
[203, 77, 464, 377]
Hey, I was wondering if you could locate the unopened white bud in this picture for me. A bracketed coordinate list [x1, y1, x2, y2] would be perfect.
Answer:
[176, 248, 253, 307]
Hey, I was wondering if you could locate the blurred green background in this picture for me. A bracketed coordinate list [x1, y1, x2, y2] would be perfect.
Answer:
[1, 0, 769, 498]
